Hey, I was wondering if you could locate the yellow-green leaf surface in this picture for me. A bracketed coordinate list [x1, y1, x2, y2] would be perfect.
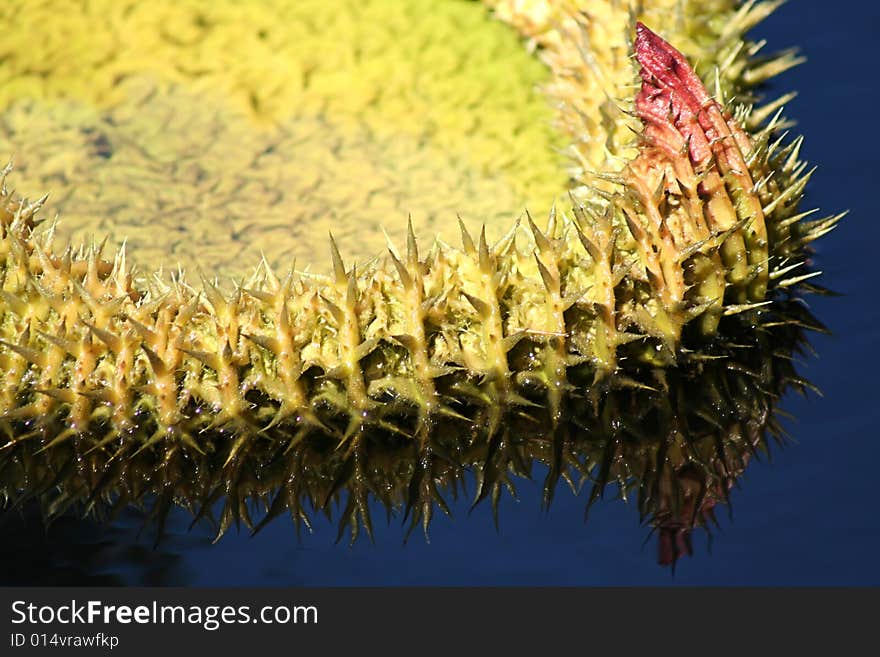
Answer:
[0, 0, 567, 278]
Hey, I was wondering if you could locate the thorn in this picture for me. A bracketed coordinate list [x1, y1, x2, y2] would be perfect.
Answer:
[35, 387, 76, 404]
[478, 225, 492, 273]
[762, 167, 815, 214]
[0, 291, 27, 317]
[749, 91, 797, 127]
[526, 210, 552, 255]
[406, 216, 419, 268]
[140, 345, 168, 377]
[547, 202, 558, 236]
[37, 331, 78, 357]
[457, 216, 476, 255]
[123, 315, 158, 346]
[388, 249, 413, 290]
[243, 333, 280, 355]
[0, 339, 46, 367]
[346, 266, 359, 305]
[574, 225, 602, 263]
[242, 287, 273, 303]
[776, 270, 823, 288]
[723, 301, 772, 316]
[319, 294, 345, 324]
[534, 254, 557, 293]
[462, 292, 491, 318]
[769, 261, 806, 281]
[381, 226, 401, 262]
[328, 232, 347, 286]
[800, 211, 847, 243]
[178, 346, 221, 371]
[82, 319, 121, 352]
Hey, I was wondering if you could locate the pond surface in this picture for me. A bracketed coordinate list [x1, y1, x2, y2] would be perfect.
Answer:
[1, 0, 879, 586]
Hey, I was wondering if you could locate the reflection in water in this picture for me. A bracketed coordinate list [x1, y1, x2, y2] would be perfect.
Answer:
[0, 503, 192, 585]
[0, 292, 825, 575]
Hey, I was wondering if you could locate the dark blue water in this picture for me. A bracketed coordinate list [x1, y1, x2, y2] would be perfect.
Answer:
[3, 0, 878, 586]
